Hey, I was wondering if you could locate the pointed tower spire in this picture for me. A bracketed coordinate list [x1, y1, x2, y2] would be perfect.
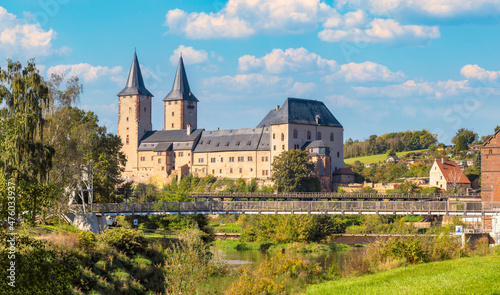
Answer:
[163, 55, 199, 102]
[117, 51, 153, 97]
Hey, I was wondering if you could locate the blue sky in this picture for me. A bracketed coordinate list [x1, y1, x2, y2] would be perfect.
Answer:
[2, 0, 500, 144]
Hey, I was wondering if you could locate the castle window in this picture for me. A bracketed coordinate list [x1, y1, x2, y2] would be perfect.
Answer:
[212, 169, 215, 174]
[151, 156, 154, 161]
[198, 158, 204, 163]
[162, 167, 165, 171]
[239, 168, 242, 173]
[230, 168, 233, 173]
[330, 132, 334, 142]
[317, 132, 322, 140]
[219, 169, 222, 173]
[247, 141, 251, 145]
[127, 127, 129, 130]
[225, 142, 230, 146]
[248, 156, 253, 161]
[262, 156, 265, 161]
[273, 145, 276, 151]
[207, 140, 211, 144]
[172, 123, 174, 128]
[179, 152, 184, 157]
[126, 135, 129, 144]
[129, 107, 131, 113]
[337, 152, 340, 158]
[273, 133, 275, 139]
[229, 157, 235, 162]
[211, 158, 216, 163]
[221, 157, 223, 162]
[216, 142, 220, 147]
[157, 152, 163, 156]
[238, 157, 244, 162]
[293, 129, 298, 138]
[144, 107, 146, 112]
[126, 117, 129, 122]
[175, 101, 177, 104]
[236, 141, 240, 146]
[294, 144, 300, 149]
[281, 133, 284, 141]
[282, 145, 285, 150]
[172, 112, 174, 116]
[158, 159, 161, 163]
[307, 131, 311, 140]
[168, 101, 171, 105]
[266, 156, 269, 161]
[202, 168, 205, 173]
[250, 168, 253, 172]
[140, 157, 145, 161]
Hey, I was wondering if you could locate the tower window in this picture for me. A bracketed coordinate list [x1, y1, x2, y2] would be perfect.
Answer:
[175, 101, 177, 104]
[172, 123, 174, 128]
[330, 133, 334, 142]
[337, 152, 340, 158]
[317, 132, 322, 140]
[126, 117, 129, 122]
[129, 107, 131, 113]
[126, 135, 129, 144]
[307, 131, 311, 140]
[273, 134, 275, 139]
[281, 133, 284, 141]
[168, 101, 171, 105]
[293, 129, 298, 138]
[239, 168, 242, 173]
[172, 112, 174, 116]
[144, 107, 146, 112]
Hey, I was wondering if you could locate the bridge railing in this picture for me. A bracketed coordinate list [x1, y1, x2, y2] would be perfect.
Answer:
[93, 200, 500, 215]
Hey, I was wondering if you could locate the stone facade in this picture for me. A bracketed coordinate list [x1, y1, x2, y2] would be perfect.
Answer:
[118, 52, 346, 189]
[481, 130, 500, 202]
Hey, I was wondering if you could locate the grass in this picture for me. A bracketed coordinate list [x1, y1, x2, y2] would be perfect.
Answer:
[212, 240, 351, 254]
[344, 149, 428, 165]
[306, 256, 500, 295]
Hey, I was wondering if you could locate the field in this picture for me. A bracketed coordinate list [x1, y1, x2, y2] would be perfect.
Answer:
[344, 149, 428, 165]
[306, 255, 500, 295]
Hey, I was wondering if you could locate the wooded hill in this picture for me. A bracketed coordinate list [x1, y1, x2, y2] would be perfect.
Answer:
[344, 130, 437, 159]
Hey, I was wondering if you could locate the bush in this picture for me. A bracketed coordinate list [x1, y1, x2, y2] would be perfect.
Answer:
[101, 228, 148, 255]
[78, 231, 97, 250]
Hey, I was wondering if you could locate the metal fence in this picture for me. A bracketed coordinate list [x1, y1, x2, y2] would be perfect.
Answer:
[93, 200, 500, 216]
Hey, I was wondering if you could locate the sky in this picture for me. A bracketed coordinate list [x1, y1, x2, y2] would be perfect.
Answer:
[2, 0, 500, 144]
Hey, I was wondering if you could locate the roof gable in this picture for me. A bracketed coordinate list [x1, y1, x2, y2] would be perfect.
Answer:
[435, 160, 471, 184]
[269, 97, 342, 127]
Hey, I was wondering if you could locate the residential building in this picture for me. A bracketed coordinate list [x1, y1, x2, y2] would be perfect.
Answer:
[429, 158, 471, 191]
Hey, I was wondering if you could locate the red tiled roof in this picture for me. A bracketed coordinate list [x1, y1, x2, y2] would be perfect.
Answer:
[435, 160, 471, 184]
[333, 168, 354, 175]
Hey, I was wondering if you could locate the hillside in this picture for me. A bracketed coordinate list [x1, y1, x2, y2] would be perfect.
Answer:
[344, 149, 428, 165]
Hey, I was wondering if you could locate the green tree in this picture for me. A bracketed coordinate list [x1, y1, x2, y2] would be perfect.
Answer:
[452, 128, 477, 145]
[271, 149, 316, 192]
[454, 134, 469, 153]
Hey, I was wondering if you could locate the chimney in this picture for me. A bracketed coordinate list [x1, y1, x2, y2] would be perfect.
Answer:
[276, 105, 280, 111]
[441, 158, 445, 164]
[186, 124, 191, 135]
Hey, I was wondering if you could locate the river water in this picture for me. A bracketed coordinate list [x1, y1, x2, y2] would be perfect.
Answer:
[204, 245, 366, 293]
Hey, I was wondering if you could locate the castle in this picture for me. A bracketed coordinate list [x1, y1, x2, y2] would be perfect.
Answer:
[117, 52, 346, 190]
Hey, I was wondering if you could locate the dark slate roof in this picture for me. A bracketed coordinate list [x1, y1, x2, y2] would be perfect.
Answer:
[117, 52, 153, 97]
[140, 129, 203, 143]
[257, 127, 271, 151]
[194, 127, 269, 153]
[268, 97, 342, 127]
[256, 109, 278, 128]
[304, 140, 329, 149]
[163, 56, 199, 102]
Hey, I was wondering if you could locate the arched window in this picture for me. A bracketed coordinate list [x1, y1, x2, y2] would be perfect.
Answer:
[307, 131, 311, 140]
[317, 132, 322, 140]
[281, 133, 284, 141]
[330, 132, 334, 142]
[293, 129, 298, 138]
[273, 133, 275, 139]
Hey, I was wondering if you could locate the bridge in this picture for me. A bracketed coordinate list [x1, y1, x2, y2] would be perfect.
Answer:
[90, 192, 499, 217]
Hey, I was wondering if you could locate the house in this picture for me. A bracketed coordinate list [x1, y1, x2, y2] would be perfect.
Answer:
[429, 158, 471, 191]
[481, 129, 500, 202]
[365, 163, 375, 168]
[386, 156, 401, 163]
[332, 168, 354, 184]
[117, 51, 346, 187]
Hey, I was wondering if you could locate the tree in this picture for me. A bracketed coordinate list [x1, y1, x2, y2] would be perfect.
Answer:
[0, 59, 55, 225]
[454, 134, 468, 153]
[452, 128, 477, 145]
[271, 149, 316, 192]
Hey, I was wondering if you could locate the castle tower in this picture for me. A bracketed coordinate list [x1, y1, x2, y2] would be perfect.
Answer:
[117, 51, 153, 172]
[163, 55, 199, 130]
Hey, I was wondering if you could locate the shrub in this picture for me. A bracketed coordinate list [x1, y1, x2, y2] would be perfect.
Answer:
[78, 231, 97, 250]
[101, 228, 148, 255]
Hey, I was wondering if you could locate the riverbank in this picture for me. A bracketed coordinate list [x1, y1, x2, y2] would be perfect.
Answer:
[307, 255, 500, 294]
[211, 239, 352, 254]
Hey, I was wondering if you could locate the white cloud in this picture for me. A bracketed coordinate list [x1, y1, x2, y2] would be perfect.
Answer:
[82, 103, 118, 114]
[47, 64, 122, 83]
[165, 0, 333, 39]
[354, 79, 470, 99]
[336, 0, 500, 19]
[170, 45, 208, 66]
[0, 6, 68, 58]
[325, 94, 360, 108]
[239, 47, 337, 73]
[290, 82, 316, 96]
[323, 61, 405, 82]
[460, 64, 500, 81]
[202, 73, 293, 93]
[319, 18, 440, 44]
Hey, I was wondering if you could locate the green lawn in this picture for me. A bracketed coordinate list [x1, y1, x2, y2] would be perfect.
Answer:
[344, 149, 428, 165]
[306, 256, 500, 295]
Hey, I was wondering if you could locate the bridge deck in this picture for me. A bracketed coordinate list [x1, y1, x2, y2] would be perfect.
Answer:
[92, 200, 500, 216]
